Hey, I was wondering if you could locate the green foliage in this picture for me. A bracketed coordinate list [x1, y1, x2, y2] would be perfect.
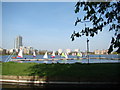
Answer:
[71, 1, 120, 53]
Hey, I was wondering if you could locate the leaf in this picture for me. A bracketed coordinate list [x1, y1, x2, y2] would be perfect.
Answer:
[75, 7, 79, 13]
[75, 17, 81, 26]
[108, 45, 113, 54]
[72, 37, 74, 41]
[84, 16, 87, 20]
[90, 16, 93, 21]
[75, 2, 80, 7]
[91, 8, 96, 14]
[70, 34, 73, 39]
[116, 47, 120, 53]
[90, 33, 94, 37]
[86, 32, 89, 36]
[114, 41, 118, 48]
[73, 31, 76, 34]
[77, 18, 81, 22]
[75, 21, 77, 26]
[75, 32, 80, 37]
[112, 24, 116, 29]
[104, 22, 107, 25]
[105, 12, 109, 18]
[98, 9, 101, 13]
[117, 34, 120, 39]
[111, 37, 115, 44]
[95, 31, 98, 34]
[84, 6, 88, 11]
[109, 26, 112, 31]
[101, 11, 105, 14]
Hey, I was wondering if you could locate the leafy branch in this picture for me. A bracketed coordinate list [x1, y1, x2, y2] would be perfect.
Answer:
[71, 1, 120, 53]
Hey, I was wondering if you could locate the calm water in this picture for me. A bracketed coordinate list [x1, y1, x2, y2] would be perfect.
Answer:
[1, 54, 120, 64]
[2, 82, 120, 89]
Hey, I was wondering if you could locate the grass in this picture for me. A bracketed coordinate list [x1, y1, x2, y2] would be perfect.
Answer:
[2, 62, 120, 82]
[2, 62, 36, 76]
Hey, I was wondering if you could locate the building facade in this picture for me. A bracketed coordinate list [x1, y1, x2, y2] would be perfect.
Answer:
[74, 49, 79, 52]
[94, 49, 108, 55]
[0, 48, 6, 55]
[16, 36, 23, 49]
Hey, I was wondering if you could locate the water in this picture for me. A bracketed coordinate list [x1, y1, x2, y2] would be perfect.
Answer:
[0, 54, 120, 64]
[1, 82, 120, 89]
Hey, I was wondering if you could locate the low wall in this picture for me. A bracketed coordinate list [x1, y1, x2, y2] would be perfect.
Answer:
[0, 75, 47, 83]
[0, 75, 78, 82]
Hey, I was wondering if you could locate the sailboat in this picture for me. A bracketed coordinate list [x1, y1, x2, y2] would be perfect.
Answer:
[43, 52, 48, 59]
[61, 53, 66, 58]
[61, 53, 68, 59]
[11, 48, 23, 59]
[77, 52, 82, 57]
[65, 53, 68, 59]
[51, 51, 55, 58]
[33, 51, 36, 57]
[76, 52, 82, 60]
[17, 48, 23, 58]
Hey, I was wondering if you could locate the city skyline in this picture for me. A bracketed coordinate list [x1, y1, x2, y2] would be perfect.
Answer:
[2, 2, 114, 52]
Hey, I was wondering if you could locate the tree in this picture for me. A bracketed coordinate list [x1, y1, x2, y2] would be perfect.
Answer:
[71, 0, 120, 54]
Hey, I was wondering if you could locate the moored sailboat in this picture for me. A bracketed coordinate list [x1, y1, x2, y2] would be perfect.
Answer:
[76, 52, 82, 59]
[77, 52, 82, 57]
[61, 53, 65, 58]
[33, 51, 36, 57]
[51, 51, 55, 58]
[43, 52, 48, 59]
[17, 48, 23, 58]
[12, 48, 23, 59]
[61, 53, 68, 59]
[65, 53, 68, 59]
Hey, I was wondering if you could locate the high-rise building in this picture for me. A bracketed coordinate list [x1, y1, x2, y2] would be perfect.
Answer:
[15, 36, 23, 49]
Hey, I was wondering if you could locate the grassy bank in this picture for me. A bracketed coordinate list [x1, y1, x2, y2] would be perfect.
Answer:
[2, 62, 120, 82]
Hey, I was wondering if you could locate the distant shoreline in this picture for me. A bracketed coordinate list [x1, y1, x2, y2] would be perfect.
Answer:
[1, 54, 120, 56]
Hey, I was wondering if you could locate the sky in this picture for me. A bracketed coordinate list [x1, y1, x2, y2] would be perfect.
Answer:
[1, 2, 114, 52]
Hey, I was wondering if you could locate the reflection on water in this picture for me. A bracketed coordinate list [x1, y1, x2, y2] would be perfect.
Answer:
[2, 82, 120, 89]
[2, 83, 46, 90]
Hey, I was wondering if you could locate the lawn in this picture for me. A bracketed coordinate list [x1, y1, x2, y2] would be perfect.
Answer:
[2, 62, 120, 82]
